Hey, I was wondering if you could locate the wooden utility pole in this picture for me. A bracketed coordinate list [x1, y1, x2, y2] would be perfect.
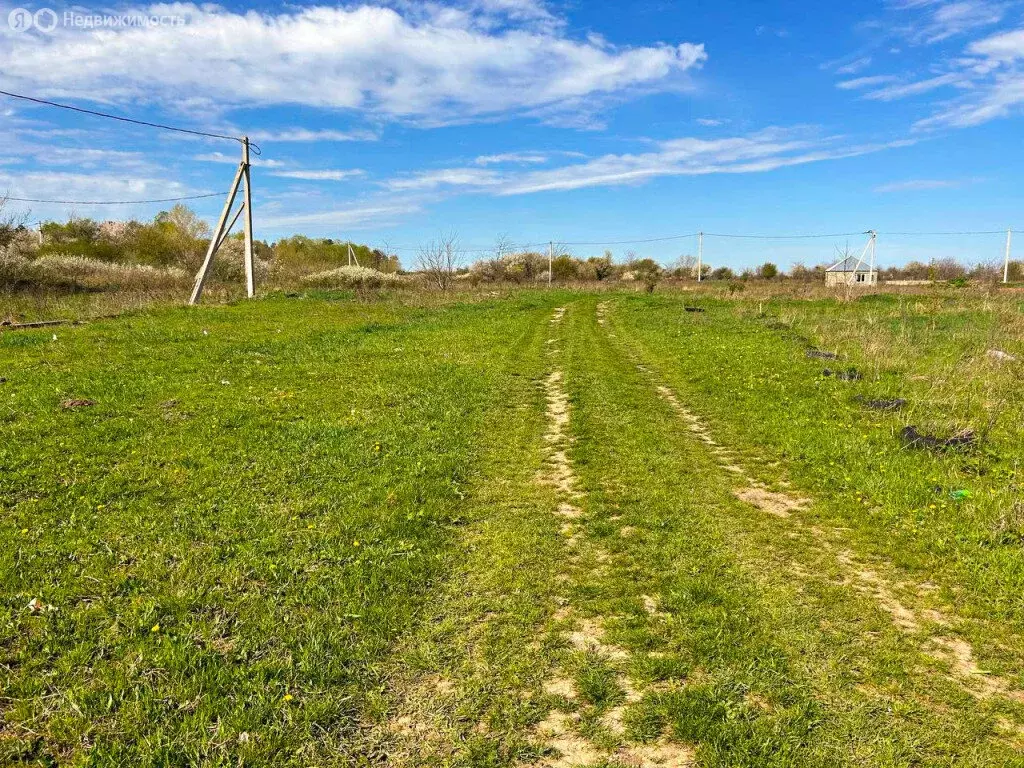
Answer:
[189, 136, 255, 305]
[1004, 228, 1013, 284]
[242, 136, 255, 298]
[869, 230, 877, 282]
[548, 241, 553, 286]
[697, 231, 703, 282]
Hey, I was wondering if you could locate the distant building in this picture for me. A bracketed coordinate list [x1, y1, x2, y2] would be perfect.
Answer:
[825, 254, 877, 286]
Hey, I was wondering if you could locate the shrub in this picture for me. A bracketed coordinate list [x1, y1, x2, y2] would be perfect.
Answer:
[710, 266, 735, 280]
[632, 258, 662, 293]
[300, 265, 404, 290]
[32, 255, 189, 290]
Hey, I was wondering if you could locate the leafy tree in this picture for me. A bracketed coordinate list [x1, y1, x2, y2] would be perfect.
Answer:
[757, 262, 779, 280]
[586, 254, 614, 280]
[710, 266, 735, 280]
[632, 257, 662, 293]
[551, 255, 579, 281]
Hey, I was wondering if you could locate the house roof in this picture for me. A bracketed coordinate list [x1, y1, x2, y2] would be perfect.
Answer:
[827, 255, 874, 272]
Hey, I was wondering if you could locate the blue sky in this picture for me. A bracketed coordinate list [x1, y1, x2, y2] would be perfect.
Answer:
[1, 0, 1023, 270]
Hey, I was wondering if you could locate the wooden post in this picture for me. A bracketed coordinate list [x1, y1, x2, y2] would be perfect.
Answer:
[215, 203, 245, 253]
[242, 136, 255, 299]
[189, 160, 244, 305]
[548, 241, 553, 286]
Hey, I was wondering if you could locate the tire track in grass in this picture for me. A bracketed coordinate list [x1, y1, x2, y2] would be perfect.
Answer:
[597, 299, 1024, 715]
[532, 305, 693, 768]
[374, 302, 583, 766]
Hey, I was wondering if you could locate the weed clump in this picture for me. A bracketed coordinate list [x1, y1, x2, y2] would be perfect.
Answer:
[822, 367, 862, 381]
[806, 348, 839, 360]
[900, 425, 977, 451]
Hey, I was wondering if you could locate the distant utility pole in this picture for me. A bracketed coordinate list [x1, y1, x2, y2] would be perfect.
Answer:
[868, 229, 877, 281]
[1005, 228, 1013, 284]
[548, 241, 553, 287]
[347, 243, 360, 267]
[697, 231, 703, 282]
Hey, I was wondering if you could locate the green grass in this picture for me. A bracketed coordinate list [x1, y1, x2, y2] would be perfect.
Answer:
[0, 292, 562, 765]
[3, 287, 1024, 766]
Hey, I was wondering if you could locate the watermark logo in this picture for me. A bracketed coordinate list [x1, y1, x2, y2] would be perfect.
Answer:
[7, 7, 187, 32]
[7, 8, 33, 31]
[34, 7, 58, 31]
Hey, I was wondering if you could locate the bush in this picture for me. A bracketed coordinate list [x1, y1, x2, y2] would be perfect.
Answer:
[32, 256, 189, 290]
[632, 258, 662, 293]
[300, 265, 404, 290]
[710, 266, 735, 280]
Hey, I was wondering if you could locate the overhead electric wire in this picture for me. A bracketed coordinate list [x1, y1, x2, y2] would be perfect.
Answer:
[878, 229, 1008, 236]
[703, 231, 864, 240]
[5, 191, 229, 205]
[556, 233, 699, 246]
[0, 89, 245, 144]
[0, 89, 259, 154]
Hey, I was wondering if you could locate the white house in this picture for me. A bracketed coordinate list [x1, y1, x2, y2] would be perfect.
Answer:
[825, 255, 877, 286]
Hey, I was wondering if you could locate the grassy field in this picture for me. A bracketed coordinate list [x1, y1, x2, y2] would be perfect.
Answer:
[2, 287, 1023, 766]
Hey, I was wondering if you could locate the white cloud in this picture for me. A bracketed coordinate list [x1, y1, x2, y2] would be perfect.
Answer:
[250, 128, 380, 143]
[386, 167, 503, 190]
[836, 57, 873, 74]
[0, 169, 204, 218]
[270, 169, 366, 181]
[375, 128, 913, 197]
[874, 178, 969, 191]
[890, 0, 1006, 44]
[696, 117, 727, 126]
[908, 23, 1024, 127]
[969, 26, 1024, 59]
[474, 152, 549, 165]
[0, 3, 707, 125]
[259, 201, 422, 229]
[195, 151, 286, 168]
[836, 75, 900, 90]
[864, 72, 964, 99]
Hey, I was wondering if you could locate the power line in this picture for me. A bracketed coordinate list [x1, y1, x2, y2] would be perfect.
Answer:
[558, 233, 699, 246]
[4, 191, 229, 205]
[704, 231, 864, 240]
[0, 89, 247, 146]
[878, 229, 1008, 236]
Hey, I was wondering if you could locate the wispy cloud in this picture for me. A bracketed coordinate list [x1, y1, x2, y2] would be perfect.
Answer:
[250, 128, 380, 143]
[890, 0, 1006, 44]
[874, 177, 974, 191]
[910, 24, 1024, 127]
[259, 201, 422, 229]
[696, 117, 728, 126]
[474, 152, 550, 165]
[836, 75, 900, 90]
[377, 127, 913, 198]
[864, 72, 964, 100]
[270, 169, 366, 181]
[386, 168, 503, 191]
[0, 170, 204, 217]
[837, 57, 873, 75]
[195, 151, 286, 168]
